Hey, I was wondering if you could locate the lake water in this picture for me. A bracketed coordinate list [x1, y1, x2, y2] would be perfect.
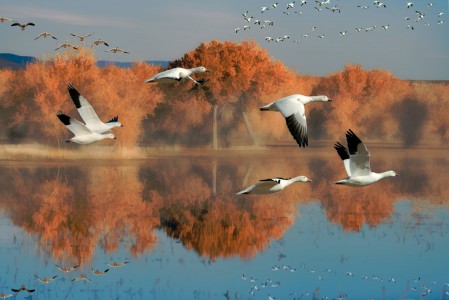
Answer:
[0, 147, 448, 300]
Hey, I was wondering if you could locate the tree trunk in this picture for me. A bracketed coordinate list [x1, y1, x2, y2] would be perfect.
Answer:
[242, 111, 258, 146]
[212, 104, 218, 150]
[212, 159, 217, 196]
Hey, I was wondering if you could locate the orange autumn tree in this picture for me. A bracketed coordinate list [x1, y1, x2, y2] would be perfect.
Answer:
[312, 64, 411, 140]
[412, 82, 449, 145]
[157, 40, 299, 148]
[3, 48, 163, 149]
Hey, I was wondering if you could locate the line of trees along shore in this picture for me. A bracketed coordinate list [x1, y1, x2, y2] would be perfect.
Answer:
[0, 40, 448, 150]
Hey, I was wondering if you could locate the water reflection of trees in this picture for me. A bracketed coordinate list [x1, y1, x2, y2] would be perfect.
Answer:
[0, 150, 447, 263]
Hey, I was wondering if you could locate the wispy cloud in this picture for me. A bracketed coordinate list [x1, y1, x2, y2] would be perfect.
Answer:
[1, 4, 138, 28]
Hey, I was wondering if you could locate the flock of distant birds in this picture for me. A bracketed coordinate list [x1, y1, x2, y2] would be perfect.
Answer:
[234, 0, 446, 44]
[240, 262, 449, 299]
[0, 17, 130, 54]
[0, 261, 129, 298]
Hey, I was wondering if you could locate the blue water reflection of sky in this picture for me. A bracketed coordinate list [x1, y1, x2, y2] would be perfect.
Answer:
[1, 200, 448, 300]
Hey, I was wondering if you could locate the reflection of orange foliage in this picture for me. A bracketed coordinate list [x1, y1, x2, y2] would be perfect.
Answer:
[322, 185, 395, 232]
[0, 149, 448, 262]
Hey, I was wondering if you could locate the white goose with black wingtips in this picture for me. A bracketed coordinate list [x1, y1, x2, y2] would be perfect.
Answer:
[56, 111, 116, 144]
[67, 84, 122, 133]
[260, 94, 332, 147]
[145, 66, 209, 85]
[334, 129, 397, 186]
[236, 176, 312, 195]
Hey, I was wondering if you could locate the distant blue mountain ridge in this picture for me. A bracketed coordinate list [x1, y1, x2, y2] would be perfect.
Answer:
[0, 53, 168, 69]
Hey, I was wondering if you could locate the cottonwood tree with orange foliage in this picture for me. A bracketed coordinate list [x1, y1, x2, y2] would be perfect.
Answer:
[312, 64, 412, 141]
[0, 48, 163, 151]
[158, 40, 300, 148]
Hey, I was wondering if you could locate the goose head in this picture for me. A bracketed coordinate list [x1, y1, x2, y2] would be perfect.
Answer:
[294, 176, 312, 183]
[191, 66, 209, 74]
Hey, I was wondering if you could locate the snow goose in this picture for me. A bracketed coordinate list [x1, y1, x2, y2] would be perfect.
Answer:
[260, 94, 332, 147]
[107, 261, 129, 268]
[145, 66, 208, 85]
[0, 17, 13, 22]
[105, 47, 129, 54]
[55, 265, 78, 273]
[91, 38, 109, 47]
[287, 1, 295, 9]
[35, 275, 57, 284]
[67, 84, 123, 133]
[334, 129, 397, 187]
[236, 176, 311, 195]
[56, 111, 116, 144]
[0, 292, 13, 299]
[70, 33, 93, 42]
[326, 6, 341, 13]
[55, 41, 78, 51]
[10, 22, 35, 30]
[11, 285, 34, 293]
[407, 2, 413, 8]
[272, 2, 279, 8]
[34, 32, 57, 40]
[261, 6, 269, 13]
[301, 0, 307, 6]
[92, 268, 109, 276]
[71, 274, 92, 282]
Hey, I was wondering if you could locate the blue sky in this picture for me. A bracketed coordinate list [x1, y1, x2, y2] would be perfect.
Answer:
[1, 0, 448, 79]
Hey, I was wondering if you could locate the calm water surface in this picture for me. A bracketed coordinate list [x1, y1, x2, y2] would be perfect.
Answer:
[0, 148, 448, 300]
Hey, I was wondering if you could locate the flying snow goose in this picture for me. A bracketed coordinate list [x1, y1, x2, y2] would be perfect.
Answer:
[35, 275, 57, 284]
[71, 274, 92, 282]
[287, 1, 295, 9]
[236, 176, 312, 195]
[70, 33, 93, 41]
[0, 17, 13, 22]
[34, 32, 57, 40]
[334, 129, 397, 186]
[107, 261, 129, 268]
[261, 6, 269, 13]
[92, 268, 109, 276]
[91, 38, 109, 47]
[67, 84, 122, 133]
[326, 6, 341, 13]
[56, 111, 116, 144]
[55, 41, 78, 51]
[145, 66, 208, 85]
[105, 47, 129, 54]
[260, 94, 332, 147]
[55, 265, 78, 273]
[11, 285, 34, 293]
[0, 292, 13, 299]
[11, 22, 35, 30]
